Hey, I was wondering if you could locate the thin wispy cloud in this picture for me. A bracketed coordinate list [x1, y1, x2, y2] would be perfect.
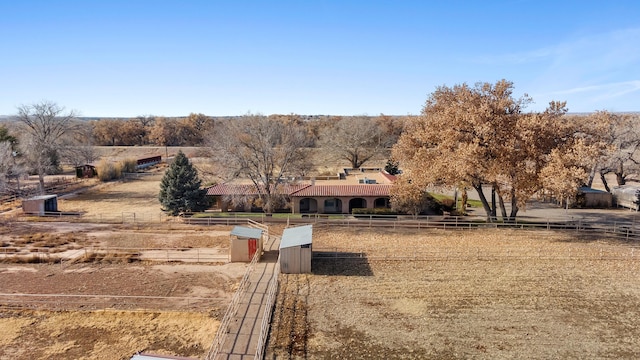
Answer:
[547, 80, 640, 97]
[520, 28, 640, 111]
[472, 27, 640, 67]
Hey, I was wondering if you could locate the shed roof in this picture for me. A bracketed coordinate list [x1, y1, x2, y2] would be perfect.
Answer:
[280, 225, 313, 249]
[612, 185, 640, 195]
[230, 226, 263, 239]
[578, 187, 610, 194]
[130, 353, 195, 360]
[25, 194, 57, 201]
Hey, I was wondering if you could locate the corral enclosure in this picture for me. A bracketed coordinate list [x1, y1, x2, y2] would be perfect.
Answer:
[268, 228, 640, 359]
[0, 222, 246, 359]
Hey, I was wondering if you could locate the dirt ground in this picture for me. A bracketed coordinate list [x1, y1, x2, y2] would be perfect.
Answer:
[0, 220, 246, 360]
[2, 146, 639, 359]
[267, 227, 640, 360]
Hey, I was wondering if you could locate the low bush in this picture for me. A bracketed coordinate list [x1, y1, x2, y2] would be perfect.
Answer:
[351, 208, 398, 215]
[96, 158, 138, 181]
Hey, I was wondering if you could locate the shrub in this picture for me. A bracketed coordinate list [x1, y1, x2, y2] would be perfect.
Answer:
[120, 158, 138, 173]
[96, 158, 137, 181]
[96, 160, 121, 181]
[351, 208, 398, 215]
[439, 198, 455, 211]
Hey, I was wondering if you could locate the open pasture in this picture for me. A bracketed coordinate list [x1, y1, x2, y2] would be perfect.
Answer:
[269, 228, 640, 359]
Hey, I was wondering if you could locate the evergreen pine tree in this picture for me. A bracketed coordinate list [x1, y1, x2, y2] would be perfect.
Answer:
[159, 151, 208, 215]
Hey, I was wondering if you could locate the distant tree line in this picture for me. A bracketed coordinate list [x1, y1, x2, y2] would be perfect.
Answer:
[1, 96, 639, 221]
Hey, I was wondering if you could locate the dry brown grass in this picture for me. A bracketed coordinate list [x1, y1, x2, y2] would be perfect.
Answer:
[0, 309, 217, 360]
[269, 228, 640, 359]
[58, 170, 166, 218]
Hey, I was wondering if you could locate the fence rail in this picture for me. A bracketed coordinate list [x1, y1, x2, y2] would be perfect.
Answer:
[0, 293, 225, 311]
[0, 247, 228, 264]
[206, 238, 263, 360]
[0, 176, 82, 204]
[312, 245, 640, 262]
[254, 259, 280, 360]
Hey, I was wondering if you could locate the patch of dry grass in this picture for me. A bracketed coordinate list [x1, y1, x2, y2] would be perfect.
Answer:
[59, 172, 165, 218]
[0, 309, 217, 360]
[269, 228, 640, 359]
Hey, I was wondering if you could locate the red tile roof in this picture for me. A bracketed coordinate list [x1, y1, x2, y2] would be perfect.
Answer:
[290, 185, 392, 197]
[206, 183, 311, 196]
[380, 172, 398, 182]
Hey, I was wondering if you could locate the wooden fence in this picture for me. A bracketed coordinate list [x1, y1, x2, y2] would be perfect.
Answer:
[0, 293, 224, 311]
[206, 236, 263, 360]
[0, 247, 228, 264]
[254, 257, 280, 360]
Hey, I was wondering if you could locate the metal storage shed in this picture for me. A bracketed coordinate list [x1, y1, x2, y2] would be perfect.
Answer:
[22, 194, 58, 215]
[280, 225, 313, 274]
[612, 185, 640, 211]
[575, 187, 613, 208]
[229, 226, 263, 262]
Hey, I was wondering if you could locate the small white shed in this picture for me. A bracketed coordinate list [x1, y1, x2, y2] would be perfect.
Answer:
[229, 226, 263, 262]
[280, 225, 313, 274]
[612, 185, 640, 211]
[22, 194, 58, 215]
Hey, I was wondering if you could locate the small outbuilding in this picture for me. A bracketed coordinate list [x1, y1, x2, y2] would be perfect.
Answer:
[22, 194, 58, 215]
[280, 224, 313, 274]
[229, 226, 264, 262]
[131, 353, 195, 360]
[575, 187, 613, 208]
[75, 164, 97, 178]
[612, 185, 640, 211]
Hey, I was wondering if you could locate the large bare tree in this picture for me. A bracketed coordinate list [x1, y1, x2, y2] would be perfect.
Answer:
[14, 101, 77, 192]
[393, 80, 608, 222]
[0, 141, 14, 192]
[589, 111, 640, 191]
[210, 114, 311, 213]
[60, 120, 98, 167]
[319, 116, 386, 168]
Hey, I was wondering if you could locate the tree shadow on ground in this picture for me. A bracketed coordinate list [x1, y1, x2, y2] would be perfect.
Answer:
[312, 252, 373, 276]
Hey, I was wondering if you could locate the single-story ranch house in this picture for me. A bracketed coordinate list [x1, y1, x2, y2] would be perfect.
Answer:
[206, 168, 396, 214]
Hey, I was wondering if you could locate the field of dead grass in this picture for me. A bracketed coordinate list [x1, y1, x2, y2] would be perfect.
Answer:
[57, 171, 166, 220]
[268, 228, 640, 359]
[0, 309, 216, 359]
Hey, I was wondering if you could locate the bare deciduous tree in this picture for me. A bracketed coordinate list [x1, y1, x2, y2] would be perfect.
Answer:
[0, 141, 14, 192]
[210, 114, 310, 213]
[60, 121, 99, 167]
[319, 116, 386, 169]
[589, 111, 640, 191]
[14, 101, 77, 193]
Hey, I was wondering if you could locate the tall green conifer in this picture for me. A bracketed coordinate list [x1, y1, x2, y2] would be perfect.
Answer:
[159, 151, 208, 215]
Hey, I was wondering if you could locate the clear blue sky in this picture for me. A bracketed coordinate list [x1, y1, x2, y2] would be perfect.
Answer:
[1, 1, 639, 117]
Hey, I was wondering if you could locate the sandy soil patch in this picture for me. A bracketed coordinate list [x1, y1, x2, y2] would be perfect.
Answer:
[0, 259, 245, 359]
